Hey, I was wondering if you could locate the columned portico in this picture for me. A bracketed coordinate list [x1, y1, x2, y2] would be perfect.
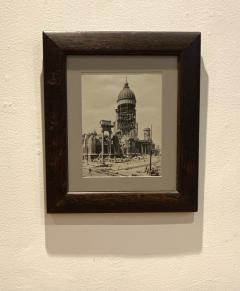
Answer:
[100, 120, 114, 163]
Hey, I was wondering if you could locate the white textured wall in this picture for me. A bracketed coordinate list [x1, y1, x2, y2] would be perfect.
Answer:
[1, 1, 240, 290]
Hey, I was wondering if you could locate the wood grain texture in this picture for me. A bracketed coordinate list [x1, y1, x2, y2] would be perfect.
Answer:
[43, 31, 201, 213]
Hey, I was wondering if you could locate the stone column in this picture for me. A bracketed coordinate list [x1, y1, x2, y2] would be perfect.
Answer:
[109, 131, 112, 157]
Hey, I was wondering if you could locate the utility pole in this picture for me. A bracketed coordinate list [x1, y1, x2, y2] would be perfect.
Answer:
[101, 130, 104, 164]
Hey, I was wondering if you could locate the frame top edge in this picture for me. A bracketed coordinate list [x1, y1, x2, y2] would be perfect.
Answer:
[43, 31, 201, 54]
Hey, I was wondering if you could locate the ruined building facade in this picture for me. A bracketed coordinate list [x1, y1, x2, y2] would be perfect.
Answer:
[82, 79, 158, 161]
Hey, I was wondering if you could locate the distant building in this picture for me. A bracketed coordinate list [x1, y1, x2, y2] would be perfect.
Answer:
[82, 79, 158, 161]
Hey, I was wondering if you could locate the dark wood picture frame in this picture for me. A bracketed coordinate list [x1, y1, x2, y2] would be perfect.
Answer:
[43, 31, 201, 213]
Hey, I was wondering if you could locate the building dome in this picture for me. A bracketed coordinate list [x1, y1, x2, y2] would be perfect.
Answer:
[117, 80, 136, 103]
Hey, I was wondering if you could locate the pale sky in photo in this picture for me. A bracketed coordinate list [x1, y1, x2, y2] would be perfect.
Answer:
[82, 74, 162, 146]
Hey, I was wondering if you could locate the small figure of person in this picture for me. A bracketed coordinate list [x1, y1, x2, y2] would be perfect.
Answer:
[88, 167, 92, 175]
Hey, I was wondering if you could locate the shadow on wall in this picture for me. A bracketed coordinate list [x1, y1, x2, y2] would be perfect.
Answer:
[42, 58, 208, 256]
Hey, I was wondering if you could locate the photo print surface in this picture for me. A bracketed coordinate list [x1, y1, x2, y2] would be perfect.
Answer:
[82, 74, 162, 177]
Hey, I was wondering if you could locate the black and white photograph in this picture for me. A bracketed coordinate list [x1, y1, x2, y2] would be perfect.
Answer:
[81, 74, 162, 177]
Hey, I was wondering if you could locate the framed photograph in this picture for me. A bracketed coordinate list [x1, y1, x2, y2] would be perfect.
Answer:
[43, 31, 201, 213]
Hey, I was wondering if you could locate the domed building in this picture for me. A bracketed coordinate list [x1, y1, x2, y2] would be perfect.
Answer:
[82, 77, 156, 161]
[113, 78, 154, 157]
[115, 79, 138, 138]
